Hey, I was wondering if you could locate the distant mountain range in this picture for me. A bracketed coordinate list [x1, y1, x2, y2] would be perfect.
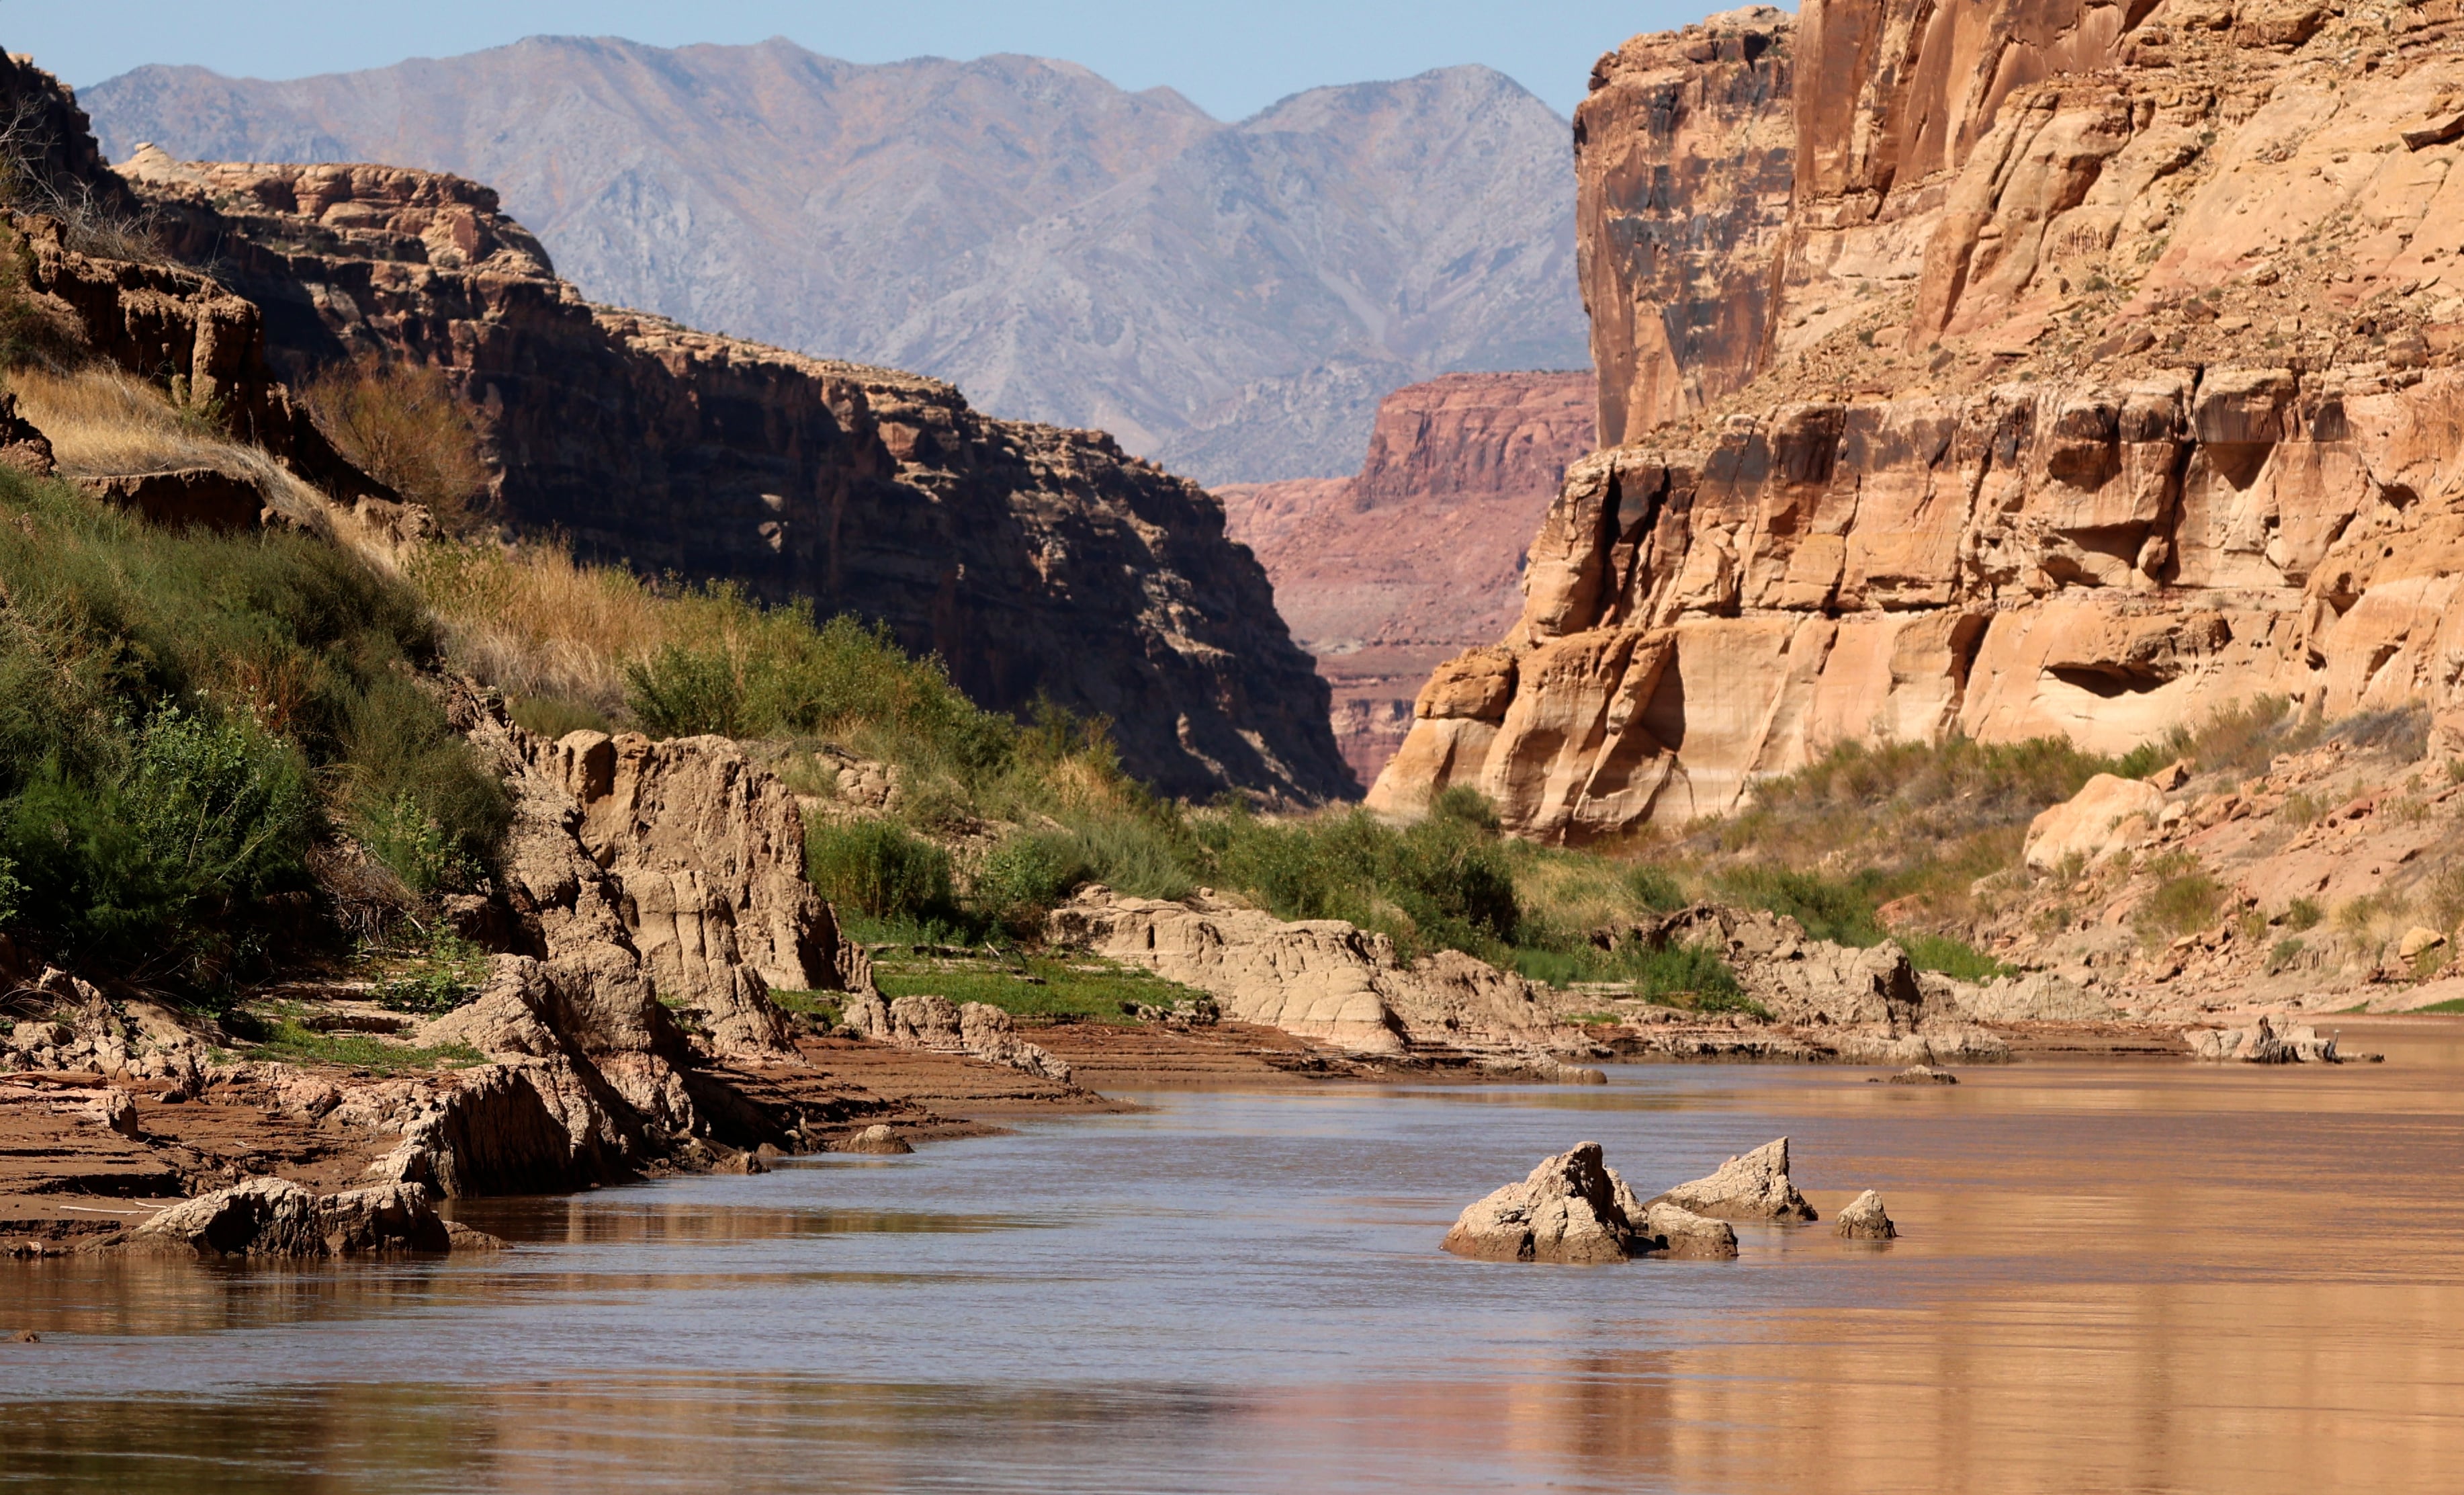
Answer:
[83, 38, 1588, 482]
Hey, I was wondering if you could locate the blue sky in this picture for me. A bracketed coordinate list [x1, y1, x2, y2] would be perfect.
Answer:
[32, 1, 1718, 119]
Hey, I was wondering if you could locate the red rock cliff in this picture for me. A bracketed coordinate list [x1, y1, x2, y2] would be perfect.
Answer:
[1218, 371, 1594, 787]
[1374, 0, 2464, 840]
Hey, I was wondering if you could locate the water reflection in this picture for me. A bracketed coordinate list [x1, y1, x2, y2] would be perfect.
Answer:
[4, 1017, 2460, 1492]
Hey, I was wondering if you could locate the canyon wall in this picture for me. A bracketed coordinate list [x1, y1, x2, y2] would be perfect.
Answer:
[1218, 372, 1594, 786]
[1374, 0, 2464, 839]
[110, 150, 1352, 804]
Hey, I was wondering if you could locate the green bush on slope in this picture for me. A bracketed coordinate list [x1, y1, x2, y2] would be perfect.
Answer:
[0, 465, 507, 994]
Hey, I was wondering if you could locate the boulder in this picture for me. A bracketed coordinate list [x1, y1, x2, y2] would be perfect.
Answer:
[1835, 1190, 1897, 1240]
[126, 1178, 456, 1258]
[2023, 775, 2170, 871]
[1047, 886, 1599, 1074]
[1441, 1142, 1636, 1264]
[1656, 1138, 1818, 1222]
[838, 1123, 913, 1155]
[1635, 1200, 1740, 1259]
[1877, 1064, 1959, 1085]
[2400, 926, 2447, 962]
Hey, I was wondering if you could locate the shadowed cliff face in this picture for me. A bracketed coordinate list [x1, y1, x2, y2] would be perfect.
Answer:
[1374, 0, 2464, 840]
[83, 42, 1588, 485]
[1217, 372, 1593, 787]
[113, 151, 1352, 804]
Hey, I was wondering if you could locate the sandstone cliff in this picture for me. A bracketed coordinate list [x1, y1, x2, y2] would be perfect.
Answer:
[1375, 0, 2464, 841]
[1577, 7, 1797, 445]
[84, 44, 1587, 484]
[110, 148, 1351, 804]
[1218, 372, 1595, 786]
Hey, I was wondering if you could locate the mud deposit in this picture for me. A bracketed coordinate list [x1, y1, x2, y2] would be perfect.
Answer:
[5, 1017, 2461, 1493]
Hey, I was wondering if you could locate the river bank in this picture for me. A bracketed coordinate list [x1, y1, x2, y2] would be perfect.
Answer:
[1, 991, 2283, 1258]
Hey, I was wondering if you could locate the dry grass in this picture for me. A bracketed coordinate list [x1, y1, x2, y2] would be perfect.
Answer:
[9, 364, 233, 475]
[406, 541, 664, 716]
[3, 365, 337, 535]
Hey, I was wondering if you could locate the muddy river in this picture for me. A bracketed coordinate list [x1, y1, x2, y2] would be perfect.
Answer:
[5, 1017, 2460, 1492]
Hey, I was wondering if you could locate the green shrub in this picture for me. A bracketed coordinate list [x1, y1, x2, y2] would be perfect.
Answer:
[337, 673, 509, 890]
[2269, 936, 2306, 974]
[972, 831, 1093, 927]
[1718, 865, 1886, 946]
[1626, 862, 1686, 912]
[0, 466, 518, 993]
[2423, 865, 2464, 935]
[2136, 858, 2223, 945]
[1052, 814, 1195, 902]
[352, 792, 459, 896]
[2, 705, 314, 987]
[1900, 932, 2011, 982]
[1686, 986, 1774, 1019]
[1627, 942, 1748, 1008]
[1205, 806, 1519, 955]
[625, 641, 747, 738]
[2284, 897, 2324, 931]
[1427, 785, 1501, 833]
[807, 818, 955, 923]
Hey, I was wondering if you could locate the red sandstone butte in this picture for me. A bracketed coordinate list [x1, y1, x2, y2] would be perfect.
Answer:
[1219, 371, 1594, 789]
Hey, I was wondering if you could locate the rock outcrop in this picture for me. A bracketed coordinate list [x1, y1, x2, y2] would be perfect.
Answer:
[1373, 0, 2464, 841]
[1656, 1138, 1819, 1222]
[1045, 886, 1605, 1079]
[367, 685, 877, 1196]
[531, 728, 859, 1056]
[841, 992, 1074, 1084]
[2025, 774, 2172, 871]
[1835, 1189, 1897, 1240]
[2189, 1013, 2342, 1063]
[1442, 1141, 1638, 1263]
[1219, 372, 1596, 788]
[124, 1177, 465, 1257]
[1638, 905, 2015, 1062]
[101, 146, 1350, 804]
[1634, 1199, 1743, 1259]
[1880, 1065, 1959, 1085]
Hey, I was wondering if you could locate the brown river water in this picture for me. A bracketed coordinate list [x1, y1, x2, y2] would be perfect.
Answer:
[3, 1016, 2461, 1493]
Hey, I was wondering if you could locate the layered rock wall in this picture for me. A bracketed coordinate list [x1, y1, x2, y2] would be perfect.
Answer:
[106, 148, 1349, 804]
[1376, 0, 2464, 840]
